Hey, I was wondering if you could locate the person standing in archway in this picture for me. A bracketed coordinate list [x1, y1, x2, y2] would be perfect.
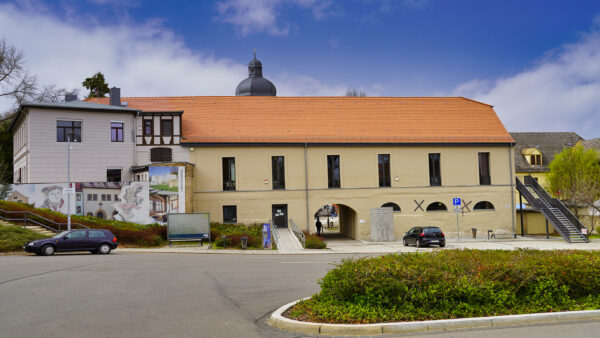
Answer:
[316, 218, 323, 236]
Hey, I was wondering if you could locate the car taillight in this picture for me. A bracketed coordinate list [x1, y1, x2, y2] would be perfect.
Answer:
[441, 233, 444, 236]
[419, 233, 425, 237]
[112, 237, 117, 242]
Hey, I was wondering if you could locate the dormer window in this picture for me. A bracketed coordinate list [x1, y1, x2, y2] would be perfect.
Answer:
[522, 148, 542, 166]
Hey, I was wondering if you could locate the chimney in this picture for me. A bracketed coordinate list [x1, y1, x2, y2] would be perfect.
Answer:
[109, 87, 121, 106]
[65, 94, 78, 102]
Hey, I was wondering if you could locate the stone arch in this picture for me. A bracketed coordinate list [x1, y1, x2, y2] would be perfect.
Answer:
[426, 202, 447, 211]
[381, 202, 400, 212]
[312, 203, 358, 239]
[474, 201, 495, 210]
[96, 209, 106, 219]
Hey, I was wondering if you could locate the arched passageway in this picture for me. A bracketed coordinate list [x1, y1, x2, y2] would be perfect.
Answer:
[313, 203, 357, 239]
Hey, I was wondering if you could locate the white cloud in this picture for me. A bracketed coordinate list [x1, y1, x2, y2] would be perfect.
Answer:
[0, 3, 352, 113]
[215, 0, 333, 37]
[449, 30, 600, 139]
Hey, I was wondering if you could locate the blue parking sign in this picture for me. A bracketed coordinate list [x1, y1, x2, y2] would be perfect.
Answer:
[453, 198, 461, 206]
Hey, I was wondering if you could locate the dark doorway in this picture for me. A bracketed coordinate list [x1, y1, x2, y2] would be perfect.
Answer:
[272, 204, 288, 228]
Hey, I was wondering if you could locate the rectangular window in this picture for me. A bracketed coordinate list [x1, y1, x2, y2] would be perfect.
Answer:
[93, 194, 98, 201]
[107, 169, 121, 182]
[478, 152, 491, 185]
[271, 156, 285, 190]
[327, 155, 340, 188]
[101, 194, 107, 201]
[143, 119, 153, 136]
[531, 154, 542, 166]
[56, 120, 81, 142]
[428, 153, 441, 186]
[150, 148, 172, 162]
[378, 154, 391, 187]
[161, 119, 173, 136]
[114, 194, 119, 201]
[222, 157, 236, 191]
[87, 194, 92, 201]
[111, 122, 124, 142]
[223, 205, 237, 223]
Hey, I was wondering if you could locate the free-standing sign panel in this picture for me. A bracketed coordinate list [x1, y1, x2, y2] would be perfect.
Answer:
[167, 213, 210, 243]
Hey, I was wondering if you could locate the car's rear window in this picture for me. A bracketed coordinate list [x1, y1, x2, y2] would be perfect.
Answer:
[89, 230, 106, 238]
[424, 228, 442, 235]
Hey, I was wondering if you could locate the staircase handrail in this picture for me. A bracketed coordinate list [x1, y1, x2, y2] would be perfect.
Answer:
[524, 176, 587, 235]
[515, 178, 542, 209]
[289, 219, 306, 249]
[0, 207, 89, 232]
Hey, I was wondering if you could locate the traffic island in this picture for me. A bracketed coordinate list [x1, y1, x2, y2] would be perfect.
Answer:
[270, 250, 600, 335]
[269, 300, 600, 335]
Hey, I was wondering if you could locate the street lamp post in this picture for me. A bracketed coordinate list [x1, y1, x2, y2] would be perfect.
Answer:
[67, 131, 73, 231]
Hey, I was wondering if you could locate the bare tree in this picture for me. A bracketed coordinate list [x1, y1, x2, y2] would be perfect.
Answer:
[0, 39, 37, 111]
[33, 84, 79, 103]
[346, 88, 367, 97]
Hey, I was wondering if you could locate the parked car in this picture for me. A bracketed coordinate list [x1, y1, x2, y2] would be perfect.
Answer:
[403, 226, 445, 248]
[23, 229, 118, 256]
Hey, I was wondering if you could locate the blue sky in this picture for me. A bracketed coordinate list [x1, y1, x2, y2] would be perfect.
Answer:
[1, 0, 600, 137]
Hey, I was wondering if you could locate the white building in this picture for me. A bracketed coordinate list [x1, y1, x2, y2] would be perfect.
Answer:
[10, 88, 189, 184]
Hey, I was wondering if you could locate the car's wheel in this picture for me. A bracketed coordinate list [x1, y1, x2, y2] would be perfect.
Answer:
[98, 243, 111, 254]
[440, 242, 445, 248]
[403, 239, 408, 247]
[41, 244, 55, 256]
[416, 239, 422, 248]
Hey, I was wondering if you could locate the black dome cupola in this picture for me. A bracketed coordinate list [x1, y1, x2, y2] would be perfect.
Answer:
[235, 52, 277, 96]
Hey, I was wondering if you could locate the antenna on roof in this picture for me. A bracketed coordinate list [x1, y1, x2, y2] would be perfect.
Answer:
[253, 48, 256, 59]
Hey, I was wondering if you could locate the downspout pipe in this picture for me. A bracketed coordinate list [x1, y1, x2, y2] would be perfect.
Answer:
[304, 141, 309, 232]
[509, 144, 516, 237]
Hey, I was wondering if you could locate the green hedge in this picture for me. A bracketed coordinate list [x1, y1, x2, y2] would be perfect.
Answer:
[287, 250, 600, 324]
[210, 222, 269, 249]
[303, 231, 327, 249]
[0, 201, 166, 247]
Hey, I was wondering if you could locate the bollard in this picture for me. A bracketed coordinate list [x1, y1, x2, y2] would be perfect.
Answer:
[471, 228, 477, 239]
[221, 235, 227, 249]
[241, 236, 248, 250]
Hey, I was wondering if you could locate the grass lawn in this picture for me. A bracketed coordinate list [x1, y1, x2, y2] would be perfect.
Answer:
[0, 225, 50, 252]
[286, 249, 600, 324]
[150, 184, 178, 192]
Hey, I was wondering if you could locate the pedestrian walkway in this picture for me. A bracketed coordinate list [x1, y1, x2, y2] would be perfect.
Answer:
[274, 228, 303, 252]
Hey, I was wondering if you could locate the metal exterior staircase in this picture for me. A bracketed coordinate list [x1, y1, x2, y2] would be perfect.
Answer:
[0, 207, 88, 233]
[516, 176, 588, 243]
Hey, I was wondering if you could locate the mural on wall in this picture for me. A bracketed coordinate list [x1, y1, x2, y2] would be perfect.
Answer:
[1, 182, 155, 225]
[148, 166, 185, 222]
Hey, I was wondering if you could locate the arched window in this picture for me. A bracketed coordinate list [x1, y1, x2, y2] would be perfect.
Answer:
[426, 202, 447, 211]
[86, 212, 93, 217]
[474, 201, 495, 210]
[96, 210, 105, 219]
[381, 202, 400, 212]
[111, 210, 119, 219]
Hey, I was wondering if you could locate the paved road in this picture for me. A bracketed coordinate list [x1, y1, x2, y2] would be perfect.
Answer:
[1, 252, 600, 338]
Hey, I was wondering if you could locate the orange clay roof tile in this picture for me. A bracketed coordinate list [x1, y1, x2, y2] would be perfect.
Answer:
[87, 96, 514, 144]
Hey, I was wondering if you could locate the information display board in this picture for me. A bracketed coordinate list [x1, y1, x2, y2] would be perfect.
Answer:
[167, 213, 210, 245]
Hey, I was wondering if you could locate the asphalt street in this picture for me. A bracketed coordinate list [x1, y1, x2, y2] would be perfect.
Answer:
[1, 252, 600, 338]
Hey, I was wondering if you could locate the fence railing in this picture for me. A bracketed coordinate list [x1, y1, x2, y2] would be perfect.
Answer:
[289, 219, 305, 249]
[0, 208, 89, 232]
[269, 218, 280, 249]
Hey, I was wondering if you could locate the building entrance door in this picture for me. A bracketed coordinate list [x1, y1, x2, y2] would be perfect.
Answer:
[272, 204, 288, 228]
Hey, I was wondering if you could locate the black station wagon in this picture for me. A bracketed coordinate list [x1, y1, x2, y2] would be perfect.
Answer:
[24, 229, 118, 256]
[403, 226, 445, 248]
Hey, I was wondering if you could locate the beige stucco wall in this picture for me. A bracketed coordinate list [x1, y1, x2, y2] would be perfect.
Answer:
[190, 144, 515, 239]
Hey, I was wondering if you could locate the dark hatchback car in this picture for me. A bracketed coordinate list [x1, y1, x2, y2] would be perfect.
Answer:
[403, 226, 445, 248]
[24, 229, 118, 256]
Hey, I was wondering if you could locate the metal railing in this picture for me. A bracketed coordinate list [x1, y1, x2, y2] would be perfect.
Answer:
[0, 207, 89, 232]
[289, 219, 306, 248]
[269, 218, 280, 249]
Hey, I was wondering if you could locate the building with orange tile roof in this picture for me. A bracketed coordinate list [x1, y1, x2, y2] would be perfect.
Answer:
[13, 56, 517, 240]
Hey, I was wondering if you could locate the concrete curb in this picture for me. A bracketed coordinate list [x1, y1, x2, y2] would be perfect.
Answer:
[269, 298, 600, 336]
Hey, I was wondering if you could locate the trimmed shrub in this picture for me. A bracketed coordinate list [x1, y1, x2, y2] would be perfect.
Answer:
[287, 250, 600, 324]
[210, 222, 265, 249]
[303, 231, 326, 249]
